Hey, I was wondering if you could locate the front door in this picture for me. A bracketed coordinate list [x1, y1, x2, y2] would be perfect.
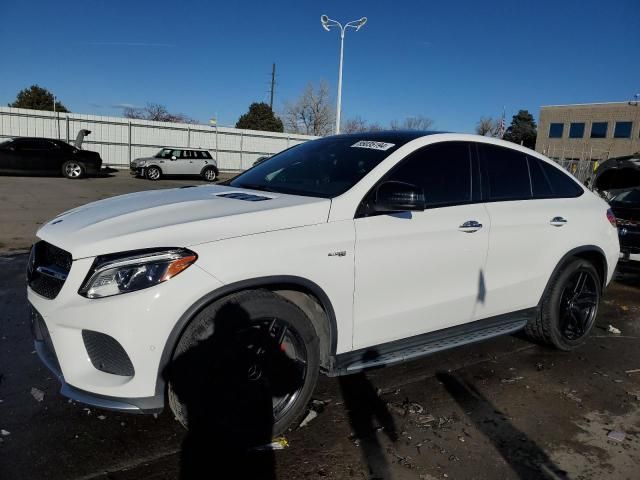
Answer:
[353, 141, 490, 350]
[161, 149, 183, 174]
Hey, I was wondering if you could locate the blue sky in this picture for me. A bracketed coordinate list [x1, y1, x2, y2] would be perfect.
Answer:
[1, 0, 638, 132]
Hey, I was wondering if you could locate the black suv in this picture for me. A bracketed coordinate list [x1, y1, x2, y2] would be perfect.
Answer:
[0, 137, 103, 179]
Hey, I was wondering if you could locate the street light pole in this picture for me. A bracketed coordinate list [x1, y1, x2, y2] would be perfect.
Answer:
[321, 15, 367, 135]
[336, 29, 345, 135]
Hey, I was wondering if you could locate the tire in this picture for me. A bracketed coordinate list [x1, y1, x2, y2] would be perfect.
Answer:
[146, 166, 161, 181]
[167, 290, 320, 438]
[201, 166, 217, 182]
[525, 258, 601, 351]
[62, 161, 85, 179]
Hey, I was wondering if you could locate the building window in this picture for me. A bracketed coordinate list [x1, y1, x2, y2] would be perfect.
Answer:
[614, 121, 632, 138]
[549, 123, 564, 138]
[569, 123, 585, 138]
[590, 122, 608, 138]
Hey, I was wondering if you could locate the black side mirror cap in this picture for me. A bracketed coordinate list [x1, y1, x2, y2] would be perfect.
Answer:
[374, 181, 425, 212]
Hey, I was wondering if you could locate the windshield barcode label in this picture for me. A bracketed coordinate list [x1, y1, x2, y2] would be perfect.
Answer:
[351, 141, 395, 151]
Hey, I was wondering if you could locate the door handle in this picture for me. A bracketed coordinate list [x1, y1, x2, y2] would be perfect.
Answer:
[550, 216, 568, 227]
[459, 220, 483, 233]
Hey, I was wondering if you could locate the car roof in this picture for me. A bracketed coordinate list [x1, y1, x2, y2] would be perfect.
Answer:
[332, 130, 444, 143]
[161, 147, 210, 151]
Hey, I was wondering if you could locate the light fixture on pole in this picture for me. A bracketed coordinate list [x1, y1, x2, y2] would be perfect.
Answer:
[320, 14, 367, 134]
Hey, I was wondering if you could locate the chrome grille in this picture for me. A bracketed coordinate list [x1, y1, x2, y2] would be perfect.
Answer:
[27, 241, 72, 299]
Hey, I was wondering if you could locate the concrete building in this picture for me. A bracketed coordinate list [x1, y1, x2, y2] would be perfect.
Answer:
[536, 101, 640, 162]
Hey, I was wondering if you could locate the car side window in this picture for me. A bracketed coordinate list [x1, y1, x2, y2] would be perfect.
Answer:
[527, 156, 554, 198]
[539, 160, 583, 198]
[181, 150, 191, 159]
[480, 144, 531, 201]
[201, 151, 212, 159]
[171, 150, 181, 158]
[385, 141, 473, 208]
[19, 139, 53, 151]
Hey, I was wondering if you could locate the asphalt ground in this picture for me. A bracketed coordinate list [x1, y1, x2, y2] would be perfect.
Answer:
[1, 171, 639, 479]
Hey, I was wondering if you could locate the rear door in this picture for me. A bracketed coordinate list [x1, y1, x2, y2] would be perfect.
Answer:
[352, 141, 490, 349]
[475, 143, 585, 320]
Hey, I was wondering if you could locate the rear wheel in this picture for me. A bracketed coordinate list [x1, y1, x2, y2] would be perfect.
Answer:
[525, 258, 601, 350]
[146, 166, 161, 181]
[167, 290, 320, 438]
[201, 166, 217, 182]
[62, 161, 85, 179]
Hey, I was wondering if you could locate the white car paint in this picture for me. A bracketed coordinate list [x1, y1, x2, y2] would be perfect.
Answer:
[29, 133, 620, 404]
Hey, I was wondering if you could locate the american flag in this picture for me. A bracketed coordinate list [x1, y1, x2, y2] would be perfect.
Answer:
[496, 110, 506, 138]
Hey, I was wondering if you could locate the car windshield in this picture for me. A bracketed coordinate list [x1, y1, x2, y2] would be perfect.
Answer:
[229, 136, 410, 198]
[155, 148, 173, 159]
[611, 188, 640, 206]
[0, 138, 13, 147]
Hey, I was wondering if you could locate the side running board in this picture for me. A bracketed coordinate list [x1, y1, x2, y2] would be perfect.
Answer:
[329, 308, 536, 376]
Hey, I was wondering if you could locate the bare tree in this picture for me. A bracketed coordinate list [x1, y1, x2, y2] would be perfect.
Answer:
[123, 103, 197, 124]
[342, 116, 386, 133]
[283, 81, 334, 136]
[342, 116, 369, 133]
[389, 115, 434, 131]
[476, 116, 499, 136]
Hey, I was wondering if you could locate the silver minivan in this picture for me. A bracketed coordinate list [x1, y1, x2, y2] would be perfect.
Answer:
[130, 148, 219, 181]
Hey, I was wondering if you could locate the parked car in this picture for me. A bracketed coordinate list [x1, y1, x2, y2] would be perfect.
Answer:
[593, 155, 640, 271]
[130, 148, 218, 181]
[0, 137, 102, 179]
[29, 132, 619, 436]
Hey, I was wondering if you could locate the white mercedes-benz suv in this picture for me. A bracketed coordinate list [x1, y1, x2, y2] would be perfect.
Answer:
[28, 132, 620, 435]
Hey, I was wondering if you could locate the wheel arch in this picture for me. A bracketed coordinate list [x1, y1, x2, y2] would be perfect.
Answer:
[145, 163, 163, 173]
[155, 275, 338, 398]
[200, 164, 219, 176]
[539, 245, 608, 305]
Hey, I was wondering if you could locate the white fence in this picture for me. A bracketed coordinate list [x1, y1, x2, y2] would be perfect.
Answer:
[0, 107, 316, 171]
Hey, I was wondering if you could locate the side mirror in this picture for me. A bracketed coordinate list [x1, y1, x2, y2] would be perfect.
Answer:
[374, 181, 425, 212]
[171, 156, 177, 160]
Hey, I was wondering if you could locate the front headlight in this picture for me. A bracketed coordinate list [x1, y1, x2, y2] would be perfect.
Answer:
[78, 248, 197, 299]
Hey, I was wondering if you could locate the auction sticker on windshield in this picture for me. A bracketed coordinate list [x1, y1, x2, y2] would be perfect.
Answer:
[351, 140, 395, 151]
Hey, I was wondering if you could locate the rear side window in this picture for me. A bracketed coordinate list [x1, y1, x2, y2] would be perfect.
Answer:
[479, 144, 531, 201]
[387, 141, 472, 207]
[201, 151, 212, 159]
[539, 160, 583, 197]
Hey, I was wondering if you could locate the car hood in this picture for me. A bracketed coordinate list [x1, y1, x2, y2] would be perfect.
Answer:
[36, 185, 331, 259]
[131, 157, 156, 165]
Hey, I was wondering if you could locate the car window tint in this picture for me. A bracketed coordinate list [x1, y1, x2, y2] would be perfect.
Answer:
[171, 150, 181, 158]
[387, 142, 472, 207]
[16, 139, 51, 150]
[527, 156, 554, 198]
[202, 151, 212, 159]
[540, 161, 583, 197]
[480, 144, 531, 201]
[181, 150, 191, 159]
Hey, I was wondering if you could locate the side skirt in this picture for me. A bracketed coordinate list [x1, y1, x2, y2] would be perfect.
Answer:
[328, 307, 537, 376]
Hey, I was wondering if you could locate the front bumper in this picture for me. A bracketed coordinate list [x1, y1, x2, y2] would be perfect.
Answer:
[28, 252, 223, 412]
[31, 303, 163, 413]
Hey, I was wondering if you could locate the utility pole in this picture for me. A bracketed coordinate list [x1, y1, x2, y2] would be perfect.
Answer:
[269, 63, 276, 110]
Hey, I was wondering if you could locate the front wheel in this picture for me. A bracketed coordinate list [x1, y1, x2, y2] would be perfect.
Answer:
[201, 166, 217, 182]
[146, 166, 161, 181]
[62, 161, 85, 179]
[167, 290, 320, 439]
[525, 258, 601, 350]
